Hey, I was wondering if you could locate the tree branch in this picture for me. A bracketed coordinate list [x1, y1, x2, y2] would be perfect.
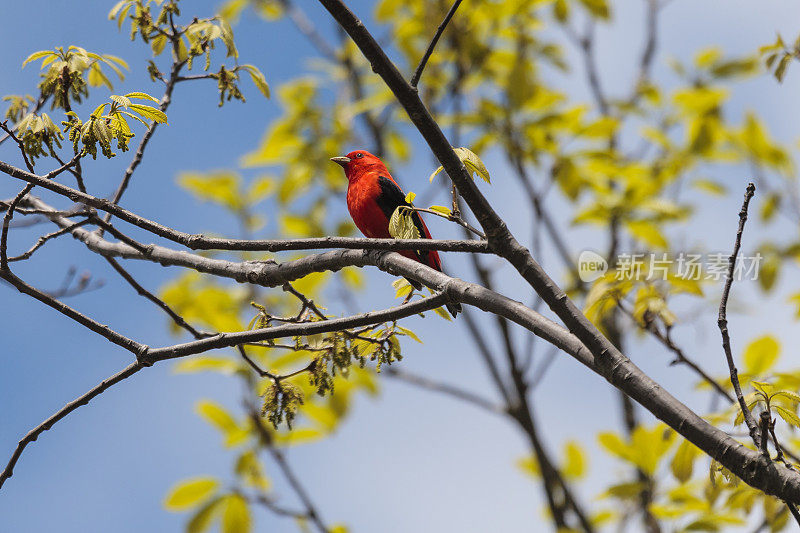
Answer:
[0, 362, 144, 490]
[410, 0, 464, 87]
[250, 412, 331, 533]
[718, 183, 760, 447]
[384, 367, 506, 415]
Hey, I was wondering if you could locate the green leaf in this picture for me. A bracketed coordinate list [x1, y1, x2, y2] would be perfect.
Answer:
[240, 65, 270, 99]
[164, 477, 219, 511]
[429, 165, 444, 183]
[772, 390, 800, 404]
[108, 0, 130, 19]
[577, 0, 610, 19]
[174, 356, 240, 375]
[221, 494, 251, 533]
[625, 220, 667, 248]
[218, 18, 238, 58]
[742, 335, 780, 376]
[553, 0, 569, 22]
[693, 179, 727, 196]
[671, 439, 701, 483]
[92, 118, 112, 147]
[428, 205, 452, 216]
[119, 110, 150, 127]
[602, 481, 646, 500]
[774, 405, 800, 428]
[110, 95, 132, 108]
[186, 498, 223, 533]
[562, 441, 586, 479]
[453, 147, 491, 184]
[22, 50, 53, 68]
[88, 64, 113, 89]
[397, 326, 422, 343]
[125, 91, 160, 103]
[392, 277, 413, 299]
[775, 54, 791, 83]
[128, 103, 168, 124]
[196, 400, 248, 447]
[433, 306, 453, 321]
[404, 191, 416, 204]
[388, 207, 419, 240]
[151, 34, 168, 56]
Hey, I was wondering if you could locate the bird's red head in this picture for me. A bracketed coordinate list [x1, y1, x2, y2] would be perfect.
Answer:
[330, 150, 387, 182]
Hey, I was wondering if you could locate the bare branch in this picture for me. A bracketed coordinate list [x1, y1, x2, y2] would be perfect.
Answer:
[8, 219, 92, 262]
[410, 0, 464, 87]
[103, 53, 183, 225]
[250, 412, 331, 533]
[0, 267, 146, 356]
[104, 256, 210, 340]
[718, 183, 760, 447]
[0, 362, 144, 490]
[384, 367, 506, 415]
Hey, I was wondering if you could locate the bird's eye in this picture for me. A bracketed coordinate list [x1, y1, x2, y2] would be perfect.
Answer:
[356, 153, 363, 158]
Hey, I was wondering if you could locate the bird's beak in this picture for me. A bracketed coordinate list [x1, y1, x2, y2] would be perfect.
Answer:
[330, 156, 351, 167]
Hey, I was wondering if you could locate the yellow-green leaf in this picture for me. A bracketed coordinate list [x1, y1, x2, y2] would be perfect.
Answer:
[428, 205, 452, 216]
[125, 91, 160, 103]
[454, 147, 491, 184]
[429, 165, 444, 183]
[240, 64, 270, 99]
[128, 103, 168, 124]
[671, 439, 701, 483]
[164, 477, 219, 511]
[196, 400, 248, 447]
[221, 494, 251, 533]
[742, 335, 780, 376]
[562, 441, 586, 479]
[22, 50, 53, 68]
[774, 405, 800, 428]
[186, 498, 223, 533]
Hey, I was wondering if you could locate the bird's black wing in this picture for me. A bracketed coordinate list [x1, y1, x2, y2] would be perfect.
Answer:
[375, 175, 430, 243]
[375, 175, 428, 290]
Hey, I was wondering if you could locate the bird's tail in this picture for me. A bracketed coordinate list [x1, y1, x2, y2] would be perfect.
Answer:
[446, 302, 462, 318]
[404, 276, 461, 318]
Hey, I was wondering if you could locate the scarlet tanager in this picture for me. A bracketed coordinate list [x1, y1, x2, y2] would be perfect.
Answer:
[331, 150, 461, 317]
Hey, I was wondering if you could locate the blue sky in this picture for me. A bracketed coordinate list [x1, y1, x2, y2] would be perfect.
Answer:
[2, 1, 800, 532]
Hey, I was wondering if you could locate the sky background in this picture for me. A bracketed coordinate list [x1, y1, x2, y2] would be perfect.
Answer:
[2, 1, 800, 532]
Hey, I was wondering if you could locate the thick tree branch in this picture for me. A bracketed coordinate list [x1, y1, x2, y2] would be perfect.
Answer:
[0, 164, 491, 253]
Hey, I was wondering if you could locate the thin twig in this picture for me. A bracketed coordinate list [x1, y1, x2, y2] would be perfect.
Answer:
[617, 301, 733, 403]
[718, 183, 759, 447]
[250, 412, 331, 533]
[104, 256, 209, 339]
[384, 367, 506, 415]
[102, 53, 183, 226]
[8, 219, 92, 262]
[0, 362, 144, 489]
[410, 0, 464, 87]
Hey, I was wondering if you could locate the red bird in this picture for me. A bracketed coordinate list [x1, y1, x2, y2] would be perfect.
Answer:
[331, 149, 461, 317]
